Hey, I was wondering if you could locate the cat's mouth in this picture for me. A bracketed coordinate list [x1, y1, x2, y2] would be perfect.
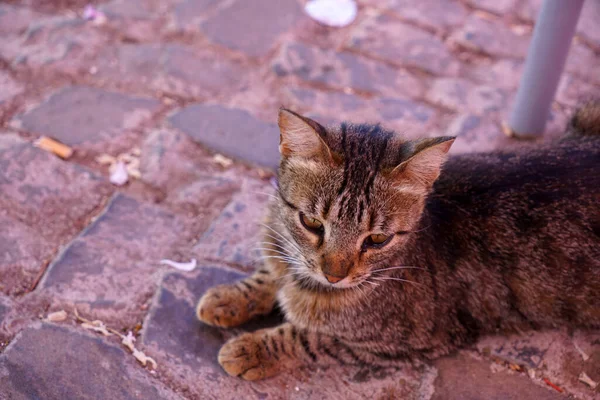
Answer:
[295, 268, 364, 291]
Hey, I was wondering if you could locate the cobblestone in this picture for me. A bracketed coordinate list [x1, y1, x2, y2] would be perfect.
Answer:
[432, 352, 564, 400]
[93, 43, 248, 99]
[284, 88, 438, 137]
[426, 78, 508, 115]
[348, 14, 460, 76]
[1, 0, 599, 398]
[0, 71, 24, 104]
[449, 14, 530, 58]
[13, 86, 162, 147]
[389, 0, 468, 33]
[192, 179, 274, 269]
[476, 330, 600, 399]
[0, 137, 112, 292]
[200, 0, 302, 57]
[0, 323, 181, 399]
[169, 104, 281, 168]
[41, 194, 194, 326]
[272, 41, 424, 98]
[467, 0, 518, 15]
[1, 15, 110, 72]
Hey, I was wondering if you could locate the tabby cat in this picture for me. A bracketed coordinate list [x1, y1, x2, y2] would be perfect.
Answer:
[197, 104, 600, 380]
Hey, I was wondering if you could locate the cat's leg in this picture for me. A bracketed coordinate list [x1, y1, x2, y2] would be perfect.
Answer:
[196, 261, 282, 328]
[218, 322, 403, 380]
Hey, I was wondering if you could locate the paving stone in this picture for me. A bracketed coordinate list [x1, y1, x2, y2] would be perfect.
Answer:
[169, 104, 281, 168]
[0, 70, 24, 104]
[192, 179, 274, 269]
[426, 78, 508, 115]
[516, 0, 542, 22]
[556, 74, 600, 109]
[389, 0, 468, 32]
[139, 128, 217, 193]
[476, 330, 600, 399]
[348, 14, 460, 76]
[13, 86, 161, 146]
[99, 0, 172, 42]
[445, 114, 513, 155]
[101, 0, 160, 20]
[201, 0, 302, 57]
[465, 58, 524, 91]
[432, 352, 564, 400]
[142, 265, 437, 399]
[165, 176, 242, 225]
[577, 0, 600, 49]
[272, 41, 424, 98]
[467, 0, 518, 14]
[284, 88, 438, 137]
[1, 15, 109, 71]
[40, 194, 194, 326]
[0, 214, 55, 296]
[142, 266, 249, 372]
[172, 0, 219, 30]
[0, 137, 112, 246]
[0, 4, 41, 36]
[94, 43, 247, 99]
[566, 43, 600, 86]
[0, 323, 181, 400]
[448, 14, 530, 58]
[0, 297, 10, 327]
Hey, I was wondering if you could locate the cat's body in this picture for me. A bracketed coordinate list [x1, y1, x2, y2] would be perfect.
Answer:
[197, 105, 600, 380]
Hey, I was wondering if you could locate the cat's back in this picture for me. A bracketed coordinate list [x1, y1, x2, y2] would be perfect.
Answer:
[421, 134, 600, 329]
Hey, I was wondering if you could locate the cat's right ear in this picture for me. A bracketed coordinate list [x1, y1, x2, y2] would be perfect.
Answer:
[278, 108, 335, 163]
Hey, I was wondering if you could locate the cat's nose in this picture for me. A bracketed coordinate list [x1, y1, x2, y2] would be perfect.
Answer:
[324, 274, 344, 284]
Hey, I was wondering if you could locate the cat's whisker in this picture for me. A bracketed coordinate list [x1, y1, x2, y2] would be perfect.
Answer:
[373, 266, 426, 273]
[257, 241, 292, 253]
[261, 225, 303, 254]
[250, 191, 279, 201]
[255, 255, 304, 266]
[261, 233, 308, 265]
[371, 276, 422, 287]
[252, 247, 294, 258]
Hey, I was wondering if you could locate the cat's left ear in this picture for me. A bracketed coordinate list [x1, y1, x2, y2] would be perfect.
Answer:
[278, 108, 335, 163]
[391, 137, 455, 188]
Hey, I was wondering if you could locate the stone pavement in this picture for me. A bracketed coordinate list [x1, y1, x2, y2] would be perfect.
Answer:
[1, 0, 599, 399]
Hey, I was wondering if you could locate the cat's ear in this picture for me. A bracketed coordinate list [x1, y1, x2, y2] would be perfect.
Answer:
[278, 108, 334, 162]
[391, 137, 455, 188]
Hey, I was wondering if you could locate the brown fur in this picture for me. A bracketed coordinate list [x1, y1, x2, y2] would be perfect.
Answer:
[197, 106, 600, 380]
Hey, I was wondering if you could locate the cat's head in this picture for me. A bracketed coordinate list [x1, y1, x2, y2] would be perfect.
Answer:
[272, 108, 454, 290]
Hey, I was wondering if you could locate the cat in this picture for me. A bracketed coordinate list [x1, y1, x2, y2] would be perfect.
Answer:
[196, 103, 600, 381]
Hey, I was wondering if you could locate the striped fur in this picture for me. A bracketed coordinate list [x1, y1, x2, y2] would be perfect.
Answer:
[197, 106, 600, 380]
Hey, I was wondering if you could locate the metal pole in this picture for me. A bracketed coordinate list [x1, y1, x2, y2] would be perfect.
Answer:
[508, 0, 584, 137]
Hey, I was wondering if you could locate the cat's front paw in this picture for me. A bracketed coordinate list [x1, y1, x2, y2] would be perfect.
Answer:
[218, 333, 279, 380]
[196, 285, 254, 328]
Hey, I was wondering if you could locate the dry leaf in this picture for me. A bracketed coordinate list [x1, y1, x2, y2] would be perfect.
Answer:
[574, 341, 590, 362]
[579, 372, 598, 389]
[96, 154, 117, 165]
[81, 320, 113, 336]
[122, 331, 136, 352]
[160, 258, 197, 272]
[47, 310, 68, 322]
[133, 348, 157, 369]
[213, 154, 233, 168]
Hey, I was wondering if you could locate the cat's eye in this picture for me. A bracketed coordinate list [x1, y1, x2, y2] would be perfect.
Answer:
[362, 233, 393, 250]
[300, 213, 324, 233]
